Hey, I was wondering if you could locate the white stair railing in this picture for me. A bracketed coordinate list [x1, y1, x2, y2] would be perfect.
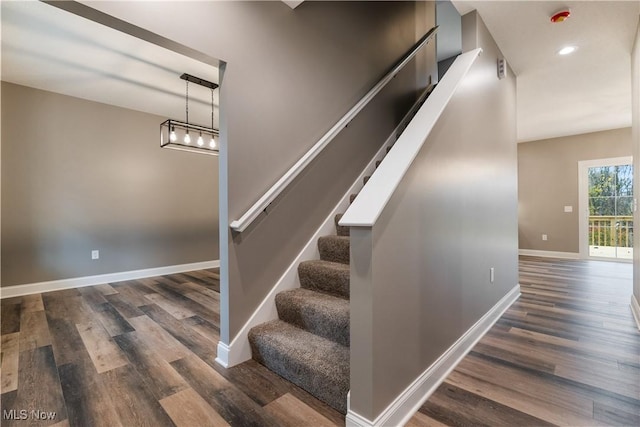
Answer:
[339, 48, 483, 228]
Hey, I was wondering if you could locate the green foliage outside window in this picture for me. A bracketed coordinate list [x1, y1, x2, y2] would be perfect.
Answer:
[588, 165, 633, 248]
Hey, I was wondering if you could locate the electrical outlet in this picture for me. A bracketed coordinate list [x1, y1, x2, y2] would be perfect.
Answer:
[490, 267, 495, 283]
[91, 250, 100, 260]
[542, 234, 548, 241]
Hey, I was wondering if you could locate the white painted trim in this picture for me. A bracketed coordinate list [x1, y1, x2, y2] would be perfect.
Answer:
[346, 411, 373, 427]
[578, 156, 633, 259]
[215, 341, 231, 368]
[631, 294, 640, 331]
[230, 27, 438, 233]
[0, 260, 220, 299]
[282, 0, 304, 9]
[346, 284, 520, 427]
[218, 129, 398, 368]
[340, 48, 482, 227]
[518, 249, 580, 259]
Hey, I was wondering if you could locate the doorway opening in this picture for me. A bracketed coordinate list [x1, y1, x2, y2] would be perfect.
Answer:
[579, 157, 634, 260]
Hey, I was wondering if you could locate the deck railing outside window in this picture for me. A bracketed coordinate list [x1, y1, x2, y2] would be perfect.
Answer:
[589, 215, 633, 248]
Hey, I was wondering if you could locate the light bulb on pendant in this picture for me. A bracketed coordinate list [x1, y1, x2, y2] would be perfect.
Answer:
[209, 136, 216, 148]
[169, 126, 177, 142]
[184, 132, 191, 144]
[197, 133, 204, 146]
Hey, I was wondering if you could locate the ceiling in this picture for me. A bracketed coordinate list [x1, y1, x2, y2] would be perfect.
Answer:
[1, 1, 220, 127]
[2, 1, 638, 143]
[452, 0, 640, 142]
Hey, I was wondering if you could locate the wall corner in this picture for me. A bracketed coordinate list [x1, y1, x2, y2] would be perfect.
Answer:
[632, 14, 640, 306]
[461, 10, 478, 52]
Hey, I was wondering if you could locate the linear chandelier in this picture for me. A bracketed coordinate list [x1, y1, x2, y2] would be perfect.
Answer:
[160, 73, 219, 156]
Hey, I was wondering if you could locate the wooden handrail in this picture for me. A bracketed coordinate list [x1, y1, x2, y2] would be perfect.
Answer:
[229, 26, 439, 232]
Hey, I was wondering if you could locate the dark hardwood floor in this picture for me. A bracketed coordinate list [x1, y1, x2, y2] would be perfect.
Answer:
[1, 269, 343, 427]
[408, 257, 640, 427]
[1, 257, 639, 426]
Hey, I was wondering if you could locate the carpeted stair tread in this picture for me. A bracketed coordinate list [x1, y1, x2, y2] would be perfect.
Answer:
[349, 193, 357, 204]
[318, 235, 350, 264]
[334, 213, 349, 236]
[276, 288, 349, 346]
[248, 320, 349, 413]
[363, 175, 371, 185]
[298, 260, 350, 298]
[375, 160, 382, 168]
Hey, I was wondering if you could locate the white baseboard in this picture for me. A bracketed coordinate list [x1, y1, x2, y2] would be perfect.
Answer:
[346, 410, 375, 427]
[631, 294, 640, 331]
[0, 260, 220, 299]
[518, 249, 580, 259]
[346, 284, 521, 427]
[216, 129, 401, 368]
[215, 341, 231, 368]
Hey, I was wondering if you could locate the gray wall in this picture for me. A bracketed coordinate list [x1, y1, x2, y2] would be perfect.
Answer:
[436, 0, 461, 62]
[1, 82, 219, 287]
[83, 1, 437, 343]
[222, 1, 436, 344]
[518, 128, 632, 254]
[633, 16, 640, 307]
[349, 11, 518, 419]
[436, 0, 462, 80]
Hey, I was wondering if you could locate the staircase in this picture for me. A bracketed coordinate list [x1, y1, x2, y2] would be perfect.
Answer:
[248, 84, 437, 414]
[248, 174, 373, 414]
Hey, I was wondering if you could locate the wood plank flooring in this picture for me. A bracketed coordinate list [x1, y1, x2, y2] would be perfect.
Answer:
[1, 257, 639, 426]
[1, 269, 343, 427]
[408, 257, 640, 427]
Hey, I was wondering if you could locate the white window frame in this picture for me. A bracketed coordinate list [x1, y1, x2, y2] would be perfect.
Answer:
[578, 156, 633, 260]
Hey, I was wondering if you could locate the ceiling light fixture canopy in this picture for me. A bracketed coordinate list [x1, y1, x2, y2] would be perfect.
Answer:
[161, 73, 219, 156]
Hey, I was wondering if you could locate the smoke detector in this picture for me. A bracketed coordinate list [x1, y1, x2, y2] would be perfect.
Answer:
[550, 10, 571, 23]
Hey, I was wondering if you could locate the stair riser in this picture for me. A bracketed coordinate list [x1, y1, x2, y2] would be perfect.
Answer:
[248, 324, 349, 414]
[250, 344, 347, 413]
[318, 237, 349, 264]
[276, 294, 349, 346]
[336, 226, 349, 236]
[334, 213, 349, 236]
[298, 262, 350, 298]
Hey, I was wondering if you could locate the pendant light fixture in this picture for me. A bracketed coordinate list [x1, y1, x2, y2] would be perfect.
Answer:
[160, 73, 219, 155]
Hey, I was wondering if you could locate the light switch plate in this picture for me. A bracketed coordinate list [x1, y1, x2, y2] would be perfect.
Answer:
[564, 206, 573, 213]
[497, 58, 507, 79]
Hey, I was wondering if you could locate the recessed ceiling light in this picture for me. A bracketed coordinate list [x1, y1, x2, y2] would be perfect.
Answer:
[558, 46, 577, 56]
